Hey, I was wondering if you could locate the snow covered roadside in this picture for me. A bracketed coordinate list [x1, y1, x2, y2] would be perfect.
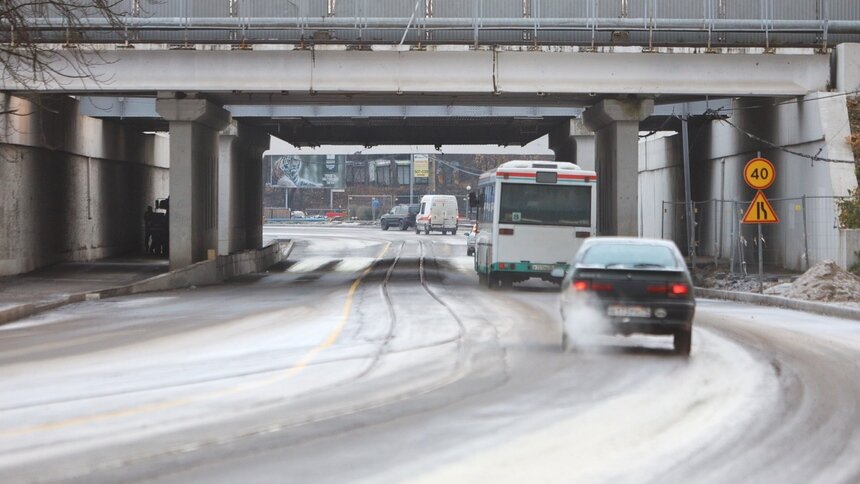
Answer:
[696, 287, 860, 321]
[696, 260, 860, 321]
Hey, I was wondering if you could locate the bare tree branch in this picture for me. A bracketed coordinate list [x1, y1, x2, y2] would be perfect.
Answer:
[0, 1, 157, 93]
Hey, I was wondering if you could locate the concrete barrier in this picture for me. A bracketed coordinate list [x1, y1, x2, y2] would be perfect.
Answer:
[696, 287, 860, 321]
[0, 240, 292, 326]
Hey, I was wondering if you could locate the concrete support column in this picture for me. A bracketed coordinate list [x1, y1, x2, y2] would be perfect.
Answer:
[217, 121, 268, 255]
[156, 97, 231, 269]
[548, 118, 595, 170]
[583, 98, 654, 236]
[242, 132, 267, 251]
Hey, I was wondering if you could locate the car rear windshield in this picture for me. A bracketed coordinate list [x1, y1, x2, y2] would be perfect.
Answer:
[580, 244, 679, 269]
[499, 184, 591, 227]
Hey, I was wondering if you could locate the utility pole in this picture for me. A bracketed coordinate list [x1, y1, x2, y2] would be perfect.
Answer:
[409, 153, 414, 204]
[681, 106, 697, 271]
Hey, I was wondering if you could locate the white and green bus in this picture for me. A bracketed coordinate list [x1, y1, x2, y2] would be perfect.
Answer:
[473, 160, 597, 289]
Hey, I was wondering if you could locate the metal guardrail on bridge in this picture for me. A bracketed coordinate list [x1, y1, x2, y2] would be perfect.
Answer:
[4, 0, 860, 48]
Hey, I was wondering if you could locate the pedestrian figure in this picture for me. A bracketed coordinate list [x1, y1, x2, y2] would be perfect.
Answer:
[144, 206, 154, 254]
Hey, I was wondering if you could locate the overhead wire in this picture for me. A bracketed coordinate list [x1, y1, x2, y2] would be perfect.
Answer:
[703, 110, 858, 165]
[709, 89, 860, 114]
[427, 155, 484, 176]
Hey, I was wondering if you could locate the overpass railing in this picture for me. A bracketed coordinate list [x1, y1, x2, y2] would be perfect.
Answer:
[4, 0, 859, 49]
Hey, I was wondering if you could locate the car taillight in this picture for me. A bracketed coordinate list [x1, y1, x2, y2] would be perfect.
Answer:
[647, 283, 690, 296]
[499, 228, 514, 235]
[572, 280, 612, 292]
[591, 282, 613, 292]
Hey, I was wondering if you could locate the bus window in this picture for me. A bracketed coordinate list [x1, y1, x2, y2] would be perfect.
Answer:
[499, 184, 591, 227]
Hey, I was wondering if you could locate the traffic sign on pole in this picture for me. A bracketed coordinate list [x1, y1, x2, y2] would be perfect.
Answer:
[742, 191, 779, 224]
[743, 157, 776, 190]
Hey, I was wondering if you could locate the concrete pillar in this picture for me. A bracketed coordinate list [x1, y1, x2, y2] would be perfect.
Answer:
[156, 97, 231, 269]
[548, 118, 595, 170]
[242, 132, 267, 251]
[217, 121, 268, 255]
[583, 98, 654, 236]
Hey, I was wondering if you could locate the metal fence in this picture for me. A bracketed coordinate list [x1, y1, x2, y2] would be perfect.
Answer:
[661, 196, 847, 273]
[347, 194, 394, 221]
[11, 0, 860, 47]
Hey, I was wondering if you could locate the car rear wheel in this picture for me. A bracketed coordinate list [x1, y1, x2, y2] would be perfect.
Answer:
[399, 221, 407, 231]
[674, 329, 692, 356]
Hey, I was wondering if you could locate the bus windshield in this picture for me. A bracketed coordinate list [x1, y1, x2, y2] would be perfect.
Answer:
[499, 183, 591, 227]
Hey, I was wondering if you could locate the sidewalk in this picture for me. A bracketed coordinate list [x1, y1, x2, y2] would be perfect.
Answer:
[0, 256, 168, 324]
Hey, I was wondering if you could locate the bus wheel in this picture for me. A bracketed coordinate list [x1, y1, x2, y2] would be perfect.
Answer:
[478, 273, 487, 285]
[501, 277, 513, 289]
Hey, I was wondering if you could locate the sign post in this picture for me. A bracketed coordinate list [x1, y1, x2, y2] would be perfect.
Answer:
[741, 156, 778, 293]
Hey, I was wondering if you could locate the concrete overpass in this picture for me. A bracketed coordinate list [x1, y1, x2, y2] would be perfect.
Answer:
[2, 1, 860, 274]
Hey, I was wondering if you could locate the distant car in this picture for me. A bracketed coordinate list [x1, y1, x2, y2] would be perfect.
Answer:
[380, 204, 419, 231]
[465, 224, 479, 256]
[415, 195, 459, 235]
[291, 211, 306, 219]
[558, 237, 695, 355]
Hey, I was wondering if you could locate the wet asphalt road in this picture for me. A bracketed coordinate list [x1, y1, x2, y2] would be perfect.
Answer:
[1, 225, 859, 483]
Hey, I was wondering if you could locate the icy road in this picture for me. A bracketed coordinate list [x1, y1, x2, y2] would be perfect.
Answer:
[1, 226, 860, 483]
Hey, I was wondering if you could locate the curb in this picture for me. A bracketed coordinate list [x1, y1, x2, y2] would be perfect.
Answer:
[0, 240, 293, 327]
[696, 287, 860, 321]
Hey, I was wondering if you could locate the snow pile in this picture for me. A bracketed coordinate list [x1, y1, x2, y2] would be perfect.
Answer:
[782, 260, 860, 302]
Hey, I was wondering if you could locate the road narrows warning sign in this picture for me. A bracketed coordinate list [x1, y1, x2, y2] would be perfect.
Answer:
[742, 191, 779, 224]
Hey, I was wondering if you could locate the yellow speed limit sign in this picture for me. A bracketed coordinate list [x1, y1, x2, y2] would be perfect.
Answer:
[743, 157, 776, 190]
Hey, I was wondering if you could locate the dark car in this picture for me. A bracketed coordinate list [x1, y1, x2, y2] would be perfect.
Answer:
[558, 237, 695, 355]
[380, 204, 419, 231]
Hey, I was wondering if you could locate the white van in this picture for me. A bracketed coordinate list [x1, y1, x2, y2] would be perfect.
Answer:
[415, 195, 459, 235]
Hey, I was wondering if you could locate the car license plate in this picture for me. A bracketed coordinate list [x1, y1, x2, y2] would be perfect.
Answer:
[531, 264, 552, 271]
[607, 305, 651, 318]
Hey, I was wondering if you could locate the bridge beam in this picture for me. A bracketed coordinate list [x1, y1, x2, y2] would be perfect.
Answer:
[583, 99, 654, 236]
[156, 97, 231, 269]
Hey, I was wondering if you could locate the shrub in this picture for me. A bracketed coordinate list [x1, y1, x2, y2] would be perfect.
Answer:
[838, 189, 860, 228]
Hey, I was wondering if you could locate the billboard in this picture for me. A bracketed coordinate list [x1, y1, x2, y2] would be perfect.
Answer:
[413, 155, 429, 183]
[268, 155, 345, 189]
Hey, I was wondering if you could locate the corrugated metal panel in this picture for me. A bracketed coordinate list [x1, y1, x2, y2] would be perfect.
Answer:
[771, 0, 818, 21]
[829, 0, 860, 20]
[434, 0, 522, 19]
[338, 0, 416, 18]
[18, 0, 860, 46]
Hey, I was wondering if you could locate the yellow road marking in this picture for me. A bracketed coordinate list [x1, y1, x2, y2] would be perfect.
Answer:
[0, 241, 392, 438]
